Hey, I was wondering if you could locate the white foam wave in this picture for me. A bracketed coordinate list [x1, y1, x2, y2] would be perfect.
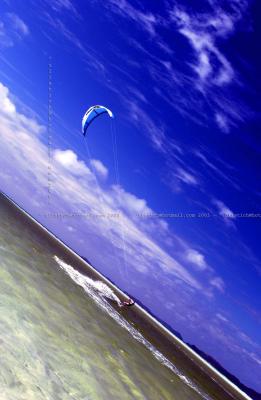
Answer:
[54, 256, 122, 305]
[53, 255, 212, 400]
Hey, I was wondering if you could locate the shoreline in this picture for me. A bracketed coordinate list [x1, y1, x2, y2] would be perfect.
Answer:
[0, 191, 254, 400]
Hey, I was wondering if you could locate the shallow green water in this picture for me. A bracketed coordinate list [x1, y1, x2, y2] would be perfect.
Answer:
[0, 198, 209, 400]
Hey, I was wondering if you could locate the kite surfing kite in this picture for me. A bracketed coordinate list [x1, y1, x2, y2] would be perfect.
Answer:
[82, 105, 114, 136]
[81, 104, 135, 308]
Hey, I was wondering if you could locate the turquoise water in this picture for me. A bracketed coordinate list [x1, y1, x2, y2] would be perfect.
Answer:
[0, 197, 210, 400]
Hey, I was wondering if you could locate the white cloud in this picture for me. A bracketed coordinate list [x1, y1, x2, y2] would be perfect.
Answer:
[90, 159, 108, 179]
[0, 83, 16, 114]
[53, 149, 90, 176]
[185, 249, 207, 271]
[112, 185, 149, 215]
[0, 83, 44, 135]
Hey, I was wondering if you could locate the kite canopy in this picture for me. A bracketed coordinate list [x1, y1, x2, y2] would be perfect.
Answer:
[82, 105, 114, 136]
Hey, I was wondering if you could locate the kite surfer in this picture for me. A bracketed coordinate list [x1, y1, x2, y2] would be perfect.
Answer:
[119, 298, 135, 308]
[82, 105, 133, 310]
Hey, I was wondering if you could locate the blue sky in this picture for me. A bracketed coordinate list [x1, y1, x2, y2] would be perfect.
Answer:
[0, 0, 260, 392]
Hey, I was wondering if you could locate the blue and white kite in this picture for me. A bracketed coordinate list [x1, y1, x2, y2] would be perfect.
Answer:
[82, 105, 114, 136]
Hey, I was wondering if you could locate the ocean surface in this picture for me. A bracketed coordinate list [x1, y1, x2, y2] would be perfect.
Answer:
[0, 194, 245, 400]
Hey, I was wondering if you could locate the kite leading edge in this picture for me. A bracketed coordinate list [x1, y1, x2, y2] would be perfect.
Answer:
[82, 105, 114, 136]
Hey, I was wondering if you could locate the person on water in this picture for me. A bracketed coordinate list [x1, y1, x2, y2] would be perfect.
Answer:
[119, 298, 135, 307]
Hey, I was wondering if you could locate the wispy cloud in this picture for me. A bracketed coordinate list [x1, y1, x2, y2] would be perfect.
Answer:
[6, 13, 29, 36]
[167, 0, 251, 132]
[206, 309, 261, 373]
[123, 99, 167, 153]
[194, 149, 241, 191]
[175, 167, 200, 187]
[0, 13, 29, 48]
[106, 0, 253, 133]
[40, 12, 106, 75]
[117, 98, 195, 192]
[210, 276, 225, 292]
[215, 113, 230, 133]
[104, 0, 160, 36]
[40, 0, 81, 20]
[216, 312, 228, 322]
[212, 198, 236, 228]
[171, 8, 235, 86]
